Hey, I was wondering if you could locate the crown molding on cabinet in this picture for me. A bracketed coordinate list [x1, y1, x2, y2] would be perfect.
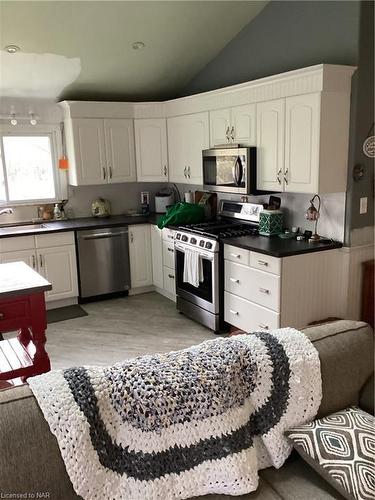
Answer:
[59, 64, 356, 120]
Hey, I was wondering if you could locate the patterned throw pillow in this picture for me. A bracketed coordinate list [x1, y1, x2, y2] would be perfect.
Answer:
[286, 407, 375, 500]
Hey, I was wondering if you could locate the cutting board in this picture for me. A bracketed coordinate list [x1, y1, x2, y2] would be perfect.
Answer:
[194, 191, 217, 220]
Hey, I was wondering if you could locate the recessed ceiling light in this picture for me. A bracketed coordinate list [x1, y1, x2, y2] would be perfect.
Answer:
[5, 45, 20, 54]
[132, 41, 145, 50]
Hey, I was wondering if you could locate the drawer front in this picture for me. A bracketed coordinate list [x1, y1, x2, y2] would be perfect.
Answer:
[225, 260, 280, 312]
[0, 298, 30, 332]
[35, 231, 75, 248]
[162, 228, 175, 242]
[0, 236, 35, 252]
[224, 244, 250, 266]
[163, 267, 176, 295]
[224, 292, 280, 333]
[250, 252, 281, 275]
[162, 240, 175, 269]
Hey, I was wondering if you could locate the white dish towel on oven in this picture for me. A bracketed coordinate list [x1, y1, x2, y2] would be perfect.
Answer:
[183, 248, 204, 287]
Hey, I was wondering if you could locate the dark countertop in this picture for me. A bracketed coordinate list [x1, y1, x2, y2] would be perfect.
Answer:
[0, 213, 166, 239]
[224, 234, 343, 258]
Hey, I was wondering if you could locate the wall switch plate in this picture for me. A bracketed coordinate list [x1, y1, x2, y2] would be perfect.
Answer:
[360, 197, 368, 214]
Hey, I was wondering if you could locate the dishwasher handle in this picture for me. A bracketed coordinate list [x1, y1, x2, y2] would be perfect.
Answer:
[81, 231, 128, 240]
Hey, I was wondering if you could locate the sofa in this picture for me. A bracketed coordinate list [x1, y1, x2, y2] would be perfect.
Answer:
[0, 320, 373, 500]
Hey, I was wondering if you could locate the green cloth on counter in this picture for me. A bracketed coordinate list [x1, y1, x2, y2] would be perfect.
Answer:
[157, 202, 204, 229]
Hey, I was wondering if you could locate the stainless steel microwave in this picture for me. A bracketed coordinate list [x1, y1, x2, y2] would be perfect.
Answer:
[202, 147, 257, 194]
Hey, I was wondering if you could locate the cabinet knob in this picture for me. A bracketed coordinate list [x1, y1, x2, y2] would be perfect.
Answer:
[103, 167, 106, 180]
[229, 309, 239, 315]
[229, 277, 239, 283]
[230, 253, 241, 259]
[259, 323, 269, 330]
[259, 287, 270, 294]
[167, 247, 174, 253]
[164, 165, 167, 176]
[168, 273, 174, 279]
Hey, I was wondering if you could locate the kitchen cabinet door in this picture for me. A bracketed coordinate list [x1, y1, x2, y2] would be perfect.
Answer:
[129, 224, 152, 288]
[209, 108, 231, 147]
[1, 249, 36, 270]
[167, 117, 188, 183]
[186, 112, 209, 185]
[135, 119, 168, 182]
[284, 93, 320, 193]
[104, 119, 136, 183]
[256, 99, 285, 192]
[231, 104, 256, 146]
[70, 119, 106, 185]
[37, 245, 78, 302]
[150, 225, 163, 289]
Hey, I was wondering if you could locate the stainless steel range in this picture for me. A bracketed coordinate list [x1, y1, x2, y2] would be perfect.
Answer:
[175, 200, 263, 332]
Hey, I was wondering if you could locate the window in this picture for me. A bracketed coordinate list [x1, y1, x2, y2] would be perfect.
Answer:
[0, 131, 59, 204]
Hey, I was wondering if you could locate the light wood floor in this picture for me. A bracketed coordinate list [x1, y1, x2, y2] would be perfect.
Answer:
[45, 292, 215, 370]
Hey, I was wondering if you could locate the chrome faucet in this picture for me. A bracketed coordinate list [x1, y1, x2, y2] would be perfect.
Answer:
[0, 208, 13, 215]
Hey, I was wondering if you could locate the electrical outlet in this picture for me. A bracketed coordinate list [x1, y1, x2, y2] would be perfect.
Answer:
[360, 197, 368, 214]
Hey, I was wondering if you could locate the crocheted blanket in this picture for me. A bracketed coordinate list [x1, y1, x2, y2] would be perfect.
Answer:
[29, 328, 322, 500]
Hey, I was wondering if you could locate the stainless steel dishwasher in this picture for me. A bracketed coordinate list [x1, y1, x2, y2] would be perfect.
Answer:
[76, 226, 130, 299]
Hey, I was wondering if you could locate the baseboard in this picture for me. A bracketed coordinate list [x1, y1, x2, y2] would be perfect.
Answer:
[46, 297, 78, 310]
[155, 287, 176, 303]
[128, 285, 155, 296]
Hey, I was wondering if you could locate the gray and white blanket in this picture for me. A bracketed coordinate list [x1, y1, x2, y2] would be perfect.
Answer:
[29, 328, 322, 500]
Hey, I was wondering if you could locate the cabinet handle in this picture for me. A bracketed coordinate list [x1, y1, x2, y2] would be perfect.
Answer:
[184, 166, 187, 178]
[230, 253, 241, 258]
[277, 168, 282, 185]
[164, 165, 167, 176]
[229, 277, 239, 283]
[284, 169, 289, 185]
[168, 273, 174, 279]
[167, 247, 174, 253]
[32, 254, 36, 269]
[39, 254, 43, 268]
[230, 126, 235, 141]
[103, 167, 106, 180]
[225, 126, 230, 142]
[130, 232, 134, 243]
[257, 260, 269, 267]
[259, 323, 269, 330]
[109, 166, 113, 179]
[229, 309, 239, 315]
[259, 287, 270, 294]
[187, 166, 191, 178]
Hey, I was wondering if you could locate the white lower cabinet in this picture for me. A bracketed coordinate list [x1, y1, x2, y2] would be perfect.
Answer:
[150, 225, 176, 301]
[0, 232, 78, 304]
[150, 225, 163, 289]
[129, 224, 153, 289]
[163, 267, 176, 296]
[224, 244, 344, 332]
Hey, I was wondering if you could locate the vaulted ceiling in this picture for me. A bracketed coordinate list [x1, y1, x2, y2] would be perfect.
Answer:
[0, 1, 268, 101]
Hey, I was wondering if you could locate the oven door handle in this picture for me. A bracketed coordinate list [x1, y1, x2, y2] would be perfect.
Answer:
[175, 244, 215, 261]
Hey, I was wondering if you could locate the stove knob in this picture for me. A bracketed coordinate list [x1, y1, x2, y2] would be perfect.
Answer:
[199, 240, 205, 247]
[190, 237, 197, 245]
[181, 235, 188, 242]
[176, 233, 181, 240]
[205, 242, 213, 249]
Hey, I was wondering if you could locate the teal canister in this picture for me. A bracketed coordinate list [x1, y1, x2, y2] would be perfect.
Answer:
[259, 209, 283, 236]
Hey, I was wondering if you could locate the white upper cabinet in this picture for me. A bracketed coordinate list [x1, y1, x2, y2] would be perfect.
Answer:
[209, 104, 256, 147]
[135, 119, 168, 182]
[256, 99, 285, 192]
[210, 108, 231, 146]
[69, 118, 106, 185]
[168, 112, 209, 185]
[104, 119, 136, 183]
[66, 118, 136, 186]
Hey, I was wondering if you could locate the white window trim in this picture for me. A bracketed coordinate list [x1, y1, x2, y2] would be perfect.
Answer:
[0, 124, 67, 207]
